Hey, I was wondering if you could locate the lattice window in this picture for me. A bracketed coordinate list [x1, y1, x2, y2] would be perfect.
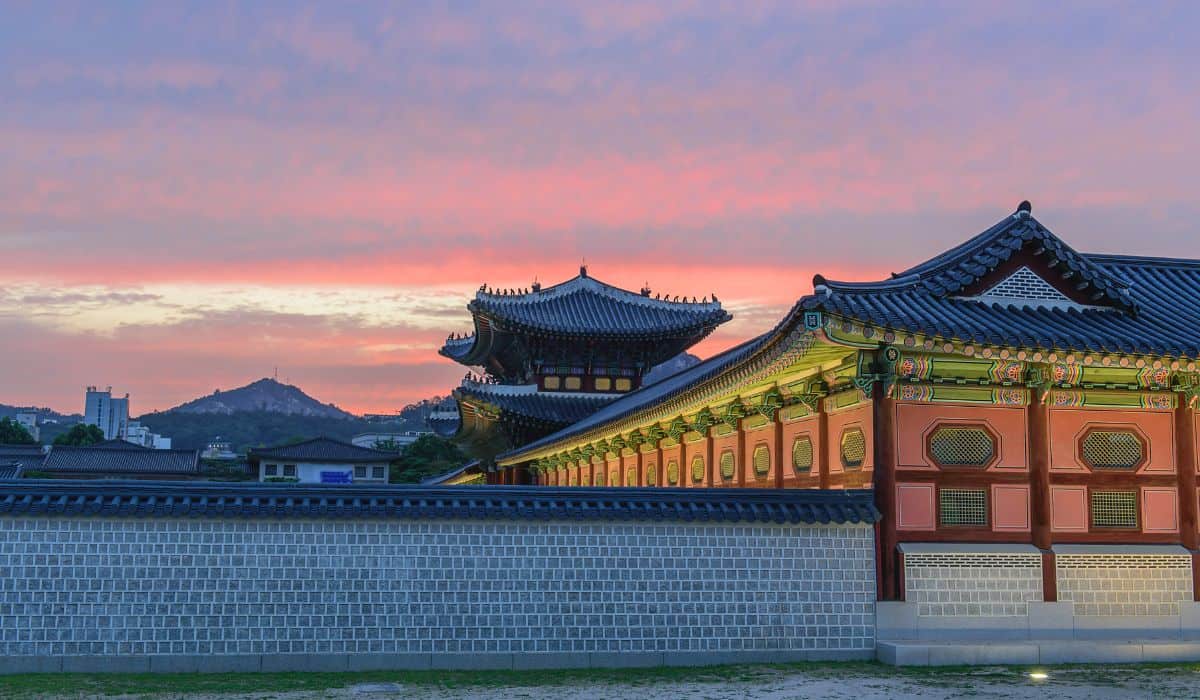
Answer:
[792, 436, 814, 473]
[719, 450, 736, 481]
[929, 425, 995, 467]
[645, 462, 657, 486]
[569, 476, 578, 487]
[979, 266, 1071, 302]
[840, 428, 866, 469]
[752, 445, 771, 478]
[625, 467, 636, 487]
[1082, 430, 1143, 470]
[691, 456, 705, 483]
[1091, 491, 1137, 529]
[939, 488, 988, 527]
[594, 470, 605, 487]
[666, 460, 679, 485]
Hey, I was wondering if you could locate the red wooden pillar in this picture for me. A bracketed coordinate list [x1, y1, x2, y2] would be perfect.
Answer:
[706, 430, 715, 488]
[873, 375, 899, 601]
[1028, 393, 1056, 601]
[636, 450, 644, 488]
[736, 419, 747, 488]
[1175, 397, 1200, 599]
[655, 444, 664, 488]
[817, 402, 831, 490]
[679, 437, 688, 489]
[773, 414, 784, 489]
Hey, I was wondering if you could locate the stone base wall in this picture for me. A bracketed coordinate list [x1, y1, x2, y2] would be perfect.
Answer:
[1057, 553, 1193, 617]
[904, 552, 1043, 617]
[0, 516, 876, 669]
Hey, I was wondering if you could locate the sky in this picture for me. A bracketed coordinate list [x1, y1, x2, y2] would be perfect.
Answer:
[2, 1, 1198, 416]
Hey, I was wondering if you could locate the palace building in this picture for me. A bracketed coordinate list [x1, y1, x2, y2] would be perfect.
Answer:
[467, 202, 1200, 623]
[433, 266, 730, 476]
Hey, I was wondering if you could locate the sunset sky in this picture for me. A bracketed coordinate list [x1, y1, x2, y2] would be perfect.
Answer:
[2, 1, 1198, 416]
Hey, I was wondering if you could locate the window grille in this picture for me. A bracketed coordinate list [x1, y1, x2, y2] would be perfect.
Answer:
[840, 428, 866, 469]
[372, 466, 385, 479]
[610, 469, 619, 486]
[594, 471, 605, 487]
[1091, 491, 1137, 529]
[939, 488, 987, 527]
[645, 463, 657, 486]
[615, 378, 632, 392]
[625, 467, 636, 486]
[569, 476, 578, 486]
[666, 460, 679, 485]
[543, 376, 560, 390]
[752, 445, 771, 477]
[354, 465, 367, 478]
[1082, 430, 1143, 470]
[792, 436, 814, 473]
[691, 456, 705, 483]
[594, 377, 611, 391]
[564, 376, 581, 390]
[719, 450, 736, 481]
[929, 426, 995, 467]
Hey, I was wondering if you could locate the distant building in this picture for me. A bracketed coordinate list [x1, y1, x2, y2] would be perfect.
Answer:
[124, 421, 172, 450]
[41, 440, 200, 480]
[248, 437, 397, 484]
[350, 431, 426, 450]
[14, 412, 39, 442]
[83, 387, 130, 440]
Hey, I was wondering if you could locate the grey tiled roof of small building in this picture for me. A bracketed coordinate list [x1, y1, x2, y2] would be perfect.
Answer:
[248, 437, 399, 463]
[42, 445, 200, 474]
[0, 445, 46, 473]
[0, 480, 881, 524]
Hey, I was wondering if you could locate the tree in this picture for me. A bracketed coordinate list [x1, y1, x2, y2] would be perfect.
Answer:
[389, 435, 468, 484]
[52, 424, 106, 447]
[0, 417, 37, 445]
[373, 438, 403, 451]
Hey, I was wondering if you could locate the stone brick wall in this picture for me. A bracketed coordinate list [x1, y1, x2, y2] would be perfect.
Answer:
[0, 516, 876, 664]
[1056, 554, 1192, 616]
[904, 552, 1043, 617]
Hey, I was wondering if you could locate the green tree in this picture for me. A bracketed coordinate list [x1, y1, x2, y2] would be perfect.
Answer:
[389, 435, 468, 484]
[52, 423, 106, 446]
[0, 417, 37, 445]
[373, 438, 403, 451]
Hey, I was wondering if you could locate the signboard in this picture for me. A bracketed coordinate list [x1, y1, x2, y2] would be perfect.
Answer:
[320, 470, 352, 484]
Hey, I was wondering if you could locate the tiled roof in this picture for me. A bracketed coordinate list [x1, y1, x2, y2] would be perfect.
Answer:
[0, 445, 45, 475]
[456, 382, 616, 425]
[42, 445, 200, 475]
[804, 207, 1200, 357]
[470, 270, 730, 336]
[0, 480, 880, 525]
[248, 437, 398, 463]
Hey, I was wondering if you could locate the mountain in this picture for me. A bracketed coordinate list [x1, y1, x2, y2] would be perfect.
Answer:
[165, 378, 355, 419]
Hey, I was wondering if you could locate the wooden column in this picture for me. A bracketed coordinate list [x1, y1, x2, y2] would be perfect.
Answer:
[873, 376, 899, 601]
[1175, 397, 1199, 599]
[706, 430, 715, 488]
[636, 450, 644, 488]
[679, 438, 688, 489]
[656, 444, 664, 488]
[1028, 392, 1056, 601]
[774, 415, 785, 489]
[817, 403, 831, 490]
[736, 420, 747, 488]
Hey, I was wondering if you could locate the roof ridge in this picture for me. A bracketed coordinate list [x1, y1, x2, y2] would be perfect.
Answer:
[474, 272, 723, 310]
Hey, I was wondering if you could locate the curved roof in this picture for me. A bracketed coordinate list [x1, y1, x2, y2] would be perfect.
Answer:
[805, 206, 1200, 357]
[43, 445, 200, 475]
[439, 268, 731, 373]
[456, 382, 616, 425]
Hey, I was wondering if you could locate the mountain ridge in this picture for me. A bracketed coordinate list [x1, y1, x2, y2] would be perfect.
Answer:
[165, 378, 355, 419]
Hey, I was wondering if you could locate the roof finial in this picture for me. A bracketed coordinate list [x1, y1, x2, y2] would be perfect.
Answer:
[532, 276, 541, 292]
[1017, 200, 1032, 216]
[580, 258, 588, 278]
[640, 281, 651, 297]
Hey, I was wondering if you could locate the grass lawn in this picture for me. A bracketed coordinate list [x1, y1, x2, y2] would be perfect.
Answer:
[0, 661, 1196, 698]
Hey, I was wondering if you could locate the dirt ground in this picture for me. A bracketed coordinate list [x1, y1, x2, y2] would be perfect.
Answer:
[164, 665, 1200, 700]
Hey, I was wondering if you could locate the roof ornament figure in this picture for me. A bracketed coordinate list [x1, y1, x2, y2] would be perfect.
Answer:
[1016, 200, 1032, 217]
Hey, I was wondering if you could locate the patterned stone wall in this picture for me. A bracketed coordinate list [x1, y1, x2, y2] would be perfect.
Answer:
[0, 517, 875, 660]
[1057, 554, 1192, 616]
[904, 552, 1043, 617]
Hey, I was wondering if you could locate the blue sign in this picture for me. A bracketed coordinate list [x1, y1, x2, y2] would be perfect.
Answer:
[320, 470, 352, 484]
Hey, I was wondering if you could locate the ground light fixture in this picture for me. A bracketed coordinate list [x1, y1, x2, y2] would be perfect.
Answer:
[1028, 671, 1050, 681]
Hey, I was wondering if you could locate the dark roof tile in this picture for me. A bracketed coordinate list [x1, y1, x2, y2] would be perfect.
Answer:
[248, 437, 398, 463]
